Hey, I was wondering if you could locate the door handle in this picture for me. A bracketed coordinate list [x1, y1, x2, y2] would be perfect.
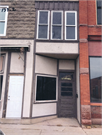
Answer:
[8, 99, 10, 100]
[76, 93, 78, 98]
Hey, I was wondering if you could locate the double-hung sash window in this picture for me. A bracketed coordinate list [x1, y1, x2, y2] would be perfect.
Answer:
[0, 6, 8, 36]
[51, 11, 63, 40]
[65, 11, 77, 40]
[37, 10, 49, 39]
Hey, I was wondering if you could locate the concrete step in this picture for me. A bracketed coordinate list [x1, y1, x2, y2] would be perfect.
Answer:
[0, 115, 57, 125]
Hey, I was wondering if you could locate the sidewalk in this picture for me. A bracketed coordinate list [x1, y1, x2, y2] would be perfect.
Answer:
[0, 118, 102, 135]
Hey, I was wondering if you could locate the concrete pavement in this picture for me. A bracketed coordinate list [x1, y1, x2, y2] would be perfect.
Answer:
[0, 118, 102, 135]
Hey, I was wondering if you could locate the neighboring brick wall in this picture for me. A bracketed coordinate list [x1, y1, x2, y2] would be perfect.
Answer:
[79, 0, 102, 125]
[89, 42, 102, 56]
[1, 0, 35, 39]
[87, 0, 96, 25]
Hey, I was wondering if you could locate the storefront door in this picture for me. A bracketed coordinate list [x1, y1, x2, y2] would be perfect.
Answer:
[58, 71, 76, 117]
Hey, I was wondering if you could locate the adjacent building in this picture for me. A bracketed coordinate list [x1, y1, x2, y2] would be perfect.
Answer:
[79, 0, 102, 125]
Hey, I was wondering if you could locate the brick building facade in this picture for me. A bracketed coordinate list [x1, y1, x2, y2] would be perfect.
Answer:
[79, 0, 102, 125]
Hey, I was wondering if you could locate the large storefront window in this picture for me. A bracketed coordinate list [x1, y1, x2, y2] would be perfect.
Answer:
[90, 57, 102, 103]
[36, 75, 57, 101]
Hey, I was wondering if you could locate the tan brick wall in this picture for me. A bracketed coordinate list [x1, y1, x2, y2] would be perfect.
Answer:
[1, 0, 35, 39]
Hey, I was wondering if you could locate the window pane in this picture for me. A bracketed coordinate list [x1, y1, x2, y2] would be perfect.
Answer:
[0, 8, 6, 20]
[60, 73, 73, 80]
[90, 57, 102, 103]
[38, 25, 47, 39]
[0, 22, 5, 34]
[61, 83, 72, 87]
[0, 75, 3, 100]
[36, 76, 56, 101]
[53, 12, 61, 24]
[39, 11, 48, 24]
[97, 0, 102, 8]
[66, 13, 75, 25]
[52, 26, 61, 39]
[97, 9, 102, 25]
[66, 26, 75, 39]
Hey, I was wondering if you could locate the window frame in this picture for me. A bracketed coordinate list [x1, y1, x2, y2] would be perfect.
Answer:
[35, 74, 58, 103]
[0, 55, 5, 74]
[36, 10, 50, 40]
[51, 10, 63, 40]
[65, 11, 77, 40]
[0, 6, 9, 36]
[0, 54, 5, 101]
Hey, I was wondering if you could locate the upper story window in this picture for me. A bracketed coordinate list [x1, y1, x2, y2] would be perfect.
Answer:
[0, 6, 8, 36]
[37, 10, 49, 39]
[97, 0, 102, 25]
[65, 11, 77, 40]
[51, 11, 63, 40]
[37, 10, 77, 41]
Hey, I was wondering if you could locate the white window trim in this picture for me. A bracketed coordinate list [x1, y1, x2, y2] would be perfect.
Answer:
[65, 11, 77, 40]
[0, 6, 9, 36]
[35, 74, 58, 103]
[37, 10, 50, 40]
[51, 10, 63, 40]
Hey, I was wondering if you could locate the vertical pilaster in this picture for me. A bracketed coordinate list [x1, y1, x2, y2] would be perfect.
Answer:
[79, 0, 91, 125]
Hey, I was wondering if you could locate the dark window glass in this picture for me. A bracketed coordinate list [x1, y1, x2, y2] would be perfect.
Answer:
[0, 75, 3, 100]
[39, 11, 48, 24]
[66, 13, 75, 25]
[53, 12, 61, 24]
[90, 57, 102, 103]
[97, 0, 102, 25]
[61, 83, 72, 87]
[52, 26, 61, 39]
[59, 73, 73, 81]
[38, 25, 47, 39]
[66, 26, 75, 39]
[36, 76, 56, 101]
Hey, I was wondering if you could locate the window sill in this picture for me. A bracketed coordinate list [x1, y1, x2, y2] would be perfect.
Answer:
[36, 39, 79, 43]
[34, 101, 57, 104]
[90, 103, 102, 106]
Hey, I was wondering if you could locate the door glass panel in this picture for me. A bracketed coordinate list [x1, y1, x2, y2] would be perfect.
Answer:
[60, 73, 73, 81]
[61, 83, 72, 86]
[61, 92, 72, 96]
[61, 87, 72, 92]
